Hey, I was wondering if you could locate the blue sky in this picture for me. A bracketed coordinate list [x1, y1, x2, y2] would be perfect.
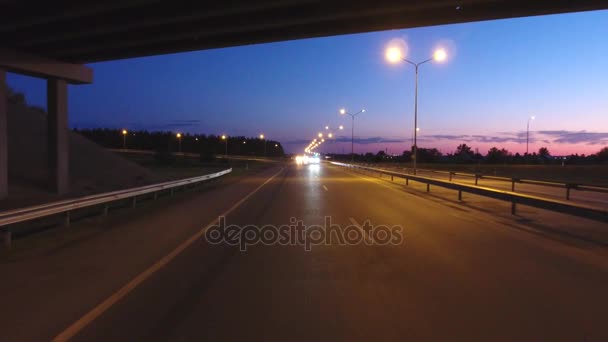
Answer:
[7, 10, 608, 155]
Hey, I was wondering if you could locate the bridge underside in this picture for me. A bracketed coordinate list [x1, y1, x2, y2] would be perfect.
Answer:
[1, 0, 607, 199]
[1, 0, 607, 63]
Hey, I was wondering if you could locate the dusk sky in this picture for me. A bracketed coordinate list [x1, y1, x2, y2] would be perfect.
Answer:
[7, 10, 608, 155]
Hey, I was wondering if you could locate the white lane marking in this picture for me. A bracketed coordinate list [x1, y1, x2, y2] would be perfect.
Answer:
[52, 168, 285, 342]
[348, 217, 373, 243]
[323, 185, 328, 191]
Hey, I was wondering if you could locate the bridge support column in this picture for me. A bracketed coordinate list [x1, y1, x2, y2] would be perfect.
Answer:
[0, 69, 7, 199]
[47, 78, 69, 194]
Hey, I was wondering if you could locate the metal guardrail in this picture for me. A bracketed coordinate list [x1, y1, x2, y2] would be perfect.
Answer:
[331, 162, 608, 223]
[356, 163, 608, 200]
[0, 168, 232, 248]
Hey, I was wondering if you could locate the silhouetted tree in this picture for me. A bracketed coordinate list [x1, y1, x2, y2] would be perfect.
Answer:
[454, 144, 474, 163]
[486, 147, 510, 164]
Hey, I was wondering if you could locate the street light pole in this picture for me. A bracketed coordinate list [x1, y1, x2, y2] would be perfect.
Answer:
[121, 129, 127, 149]
[405, 58, 432, 175]
[221, 134, 228, 156]
[386, 46, 447, 175]
[259, 134, 266, 156]
[526, 116, 535, 155]
[340, 108, 365, 162]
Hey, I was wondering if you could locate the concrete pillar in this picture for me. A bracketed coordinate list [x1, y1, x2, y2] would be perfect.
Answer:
[47, 78, 69, 194]
[0, 69, 7, 199]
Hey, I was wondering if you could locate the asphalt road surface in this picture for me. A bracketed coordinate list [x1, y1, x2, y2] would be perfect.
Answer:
[2, 162, 607, 341]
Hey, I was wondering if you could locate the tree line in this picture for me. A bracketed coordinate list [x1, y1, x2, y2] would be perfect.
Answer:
[74, 128, 285, 158]
[329, 144, 608, 165]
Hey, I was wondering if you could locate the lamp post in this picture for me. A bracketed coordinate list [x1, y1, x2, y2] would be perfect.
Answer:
[339, 108, 366, 162]
[176, 133, 182, 152]
[121, 129, 128, 149]
[526, 116, 535, 155]
[259, 134, 266, 156]
[386, 46, 447, 174]
[221, 134, 228, 156]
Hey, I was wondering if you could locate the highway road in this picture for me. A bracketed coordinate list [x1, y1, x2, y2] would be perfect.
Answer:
[1, 162, 607, 341]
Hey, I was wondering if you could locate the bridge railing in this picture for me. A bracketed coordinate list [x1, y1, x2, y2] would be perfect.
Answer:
[331, 162, 607, 223]
[0, 168, 232, 249]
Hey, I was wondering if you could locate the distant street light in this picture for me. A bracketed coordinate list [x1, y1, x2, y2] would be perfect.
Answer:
[526, 116, 536, 155]
[176, 133, 182, 152]
[339, 108, 366, 162]
[386, 45, 448, 174]
[121, 129, 128, 149]
[260, 134, 266, 156]
[221, 134, 228, 156]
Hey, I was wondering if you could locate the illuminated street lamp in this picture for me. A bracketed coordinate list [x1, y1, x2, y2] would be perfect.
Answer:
[318, 132, 323, 138]
[260, 134, 267, 156]
[121, 129, 128, 149]
[386, 45, 447, 174]
[176, 132, 182, 152]
[221, 134, 228, 156]
[526, 116, 536, 155]
[340, 108, 366, 162]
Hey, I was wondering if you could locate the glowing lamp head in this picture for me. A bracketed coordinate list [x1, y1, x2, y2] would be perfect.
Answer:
[339, 125, 344, 130]
[385, 46, 403, 63]
[221, 134, 226, 140]
[339, 108, 346, 115]
[176, 133, 182, 138]
[325, 126, 329, 130]
[318, 133, 323, 138]
[531, 116, 536, 120]
[122, 129, 127, 135]
[328, 133, 333, 138]
[259, 134, 265, 139]
[433, 49, 447, 62]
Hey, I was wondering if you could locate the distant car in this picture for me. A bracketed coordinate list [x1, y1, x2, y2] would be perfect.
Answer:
[309, 156, 320, 164]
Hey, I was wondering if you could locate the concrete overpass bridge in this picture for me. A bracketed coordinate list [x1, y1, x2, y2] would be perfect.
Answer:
[1, 0, 607, 198]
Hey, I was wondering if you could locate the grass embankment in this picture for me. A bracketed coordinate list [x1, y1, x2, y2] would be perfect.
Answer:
[374, 162, 608, 186]
[118, 152, 273, 180]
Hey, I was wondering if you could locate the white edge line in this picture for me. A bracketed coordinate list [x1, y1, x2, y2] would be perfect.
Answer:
[51, 167, 284, 342]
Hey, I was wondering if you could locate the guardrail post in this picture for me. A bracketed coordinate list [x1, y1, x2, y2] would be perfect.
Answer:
[426, 184, 430, 192]
[102, 204, 109, 216]
[458, 190, 462, 201]
[449, 172, 453, 182]
[511, 179, 515, 192]
[170, 188, 174, 196]
[132, 197, 137, 208]
[153, 192, 158, 200]
[475, 174, 479, 186]
[65, 211, 71, 226]
[405, 178, 409, 186]
[566, 187, 571, 200]
[1, 230, 11, 249]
